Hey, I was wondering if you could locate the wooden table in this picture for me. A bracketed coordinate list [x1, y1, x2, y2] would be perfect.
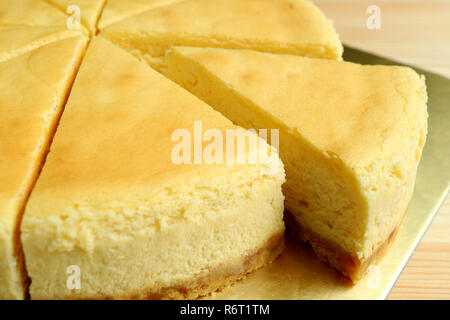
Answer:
[314, 0, 450, 299]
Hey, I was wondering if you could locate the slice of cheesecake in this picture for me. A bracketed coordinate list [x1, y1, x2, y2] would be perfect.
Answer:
[21, 37, 285, 299]
[164, 47, 428, 281]
[0, 0, 68, 27]
[0, 35, 88, 299]
[0, 26, 81, 63]
[98, 0, 185, 30]
[45, 0, 106, 33]
[101, 0, 342, 72]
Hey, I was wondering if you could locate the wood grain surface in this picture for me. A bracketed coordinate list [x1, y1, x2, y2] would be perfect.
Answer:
[314, 0, 450, 299]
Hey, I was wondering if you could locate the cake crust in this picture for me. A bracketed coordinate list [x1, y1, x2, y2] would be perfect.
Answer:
[285, 211, 405, 282]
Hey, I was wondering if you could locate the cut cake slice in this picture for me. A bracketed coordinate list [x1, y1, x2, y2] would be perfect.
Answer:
[101, 0, 343, 71]
[0, 35, 88, 299]
[21, 37, 285, 299]
[165, 46, 428, 281]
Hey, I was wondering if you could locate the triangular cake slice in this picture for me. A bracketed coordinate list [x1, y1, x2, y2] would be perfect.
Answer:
[21, 37, 285, 299]
[0, 26, 81, 63]
[165, 47, 428, 281]
[101, 0, 342, 71]
[98, 0, 185, 30]
[45, 0, 106, 33]
[0, 0, 68, 27]
[0, 35, 88, 299]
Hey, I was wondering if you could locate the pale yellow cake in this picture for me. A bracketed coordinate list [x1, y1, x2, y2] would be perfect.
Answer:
[45, 0, 106, 33]
[0, 35, 88, 300]
[101, 0, 343, 71]
[98, 0, 185, 30]
[21, 37, 286, 299]
[0, 0, 431, 299]
[0, 0, 68, 28]
[0, 26, 81, 62]
[165, 47, 428, 280]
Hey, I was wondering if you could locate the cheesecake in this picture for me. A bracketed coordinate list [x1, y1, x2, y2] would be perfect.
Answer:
[101, 0, 343, 72]
[0, 0, 430, 299]
[0, 26, 81, 62]
[21, 37, 286, 299]
[164, 47, 428, 280]
[98, 0, 185, 30]
[45, 0, 106, 33]
[0, 35, 88, 300]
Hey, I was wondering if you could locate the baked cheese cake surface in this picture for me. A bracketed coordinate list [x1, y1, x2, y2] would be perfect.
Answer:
[98, 0, 185, 30]
[0, 26, 81, 63]
[0, 0, 68, 28]
[101, 0, 343, 71]
[0, 35, 88, 299]
[165, 47, 428, 280]
[21, 37, 285, 299]
[45, 0, 106, 32]
[0, 0, 431, 299]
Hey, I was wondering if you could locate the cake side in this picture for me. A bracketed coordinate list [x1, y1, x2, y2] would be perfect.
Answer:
[284, 209, 405, 281]
[22, 163, 285, 299]
[164, 47, 428, 280]
[0, 211, 25, 300]
[93, 231, 284, 300]
[356, 68, 428, 260]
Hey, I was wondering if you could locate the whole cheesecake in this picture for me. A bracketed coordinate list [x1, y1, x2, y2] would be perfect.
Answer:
[164, 46, 428, 281]
[20, 37, 286, 299]
[0, 0, 429, 299]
